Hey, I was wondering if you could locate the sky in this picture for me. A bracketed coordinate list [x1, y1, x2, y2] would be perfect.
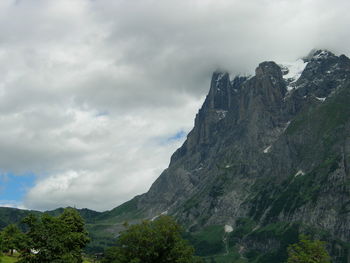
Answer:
[0, 0, 350, 211]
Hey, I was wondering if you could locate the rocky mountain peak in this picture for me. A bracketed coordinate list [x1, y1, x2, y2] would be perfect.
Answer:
[255, 61, 283, 80]
[303, 49, 336, 62]
[292, 49, 350, 98]
[207, 71, 231, 110]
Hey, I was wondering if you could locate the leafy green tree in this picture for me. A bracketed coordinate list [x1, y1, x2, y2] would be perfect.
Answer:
[102, 215, 202, 263]
[0, 231, 3, 262]
[1, 224, 25, 255]
[20, 208, 89, 263]
[59, 208, 90, 261]
[287, 235, 331, 263]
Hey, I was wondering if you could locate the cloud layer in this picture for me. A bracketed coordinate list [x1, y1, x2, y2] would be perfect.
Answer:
[0, 0, 349, 211]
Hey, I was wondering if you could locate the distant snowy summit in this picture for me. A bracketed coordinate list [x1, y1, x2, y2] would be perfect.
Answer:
[279, 49, 336, 91]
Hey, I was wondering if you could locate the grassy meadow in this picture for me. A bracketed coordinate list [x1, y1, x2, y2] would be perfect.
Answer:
[0, 254, 18, 263]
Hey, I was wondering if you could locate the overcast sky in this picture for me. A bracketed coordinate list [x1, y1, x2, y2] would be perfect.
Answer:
[0, 0, 349, 211]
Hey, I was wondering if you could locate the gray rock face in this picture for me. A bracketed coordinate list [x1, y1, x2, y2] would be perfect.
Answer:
[127, 50, 350, 260]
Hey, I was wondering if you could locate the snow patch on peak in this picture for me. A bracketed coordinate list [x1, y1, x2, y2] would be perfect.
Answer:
[312, 50, 333, 60]
[233, 73, 252, 79]
[303, 49, 335, 61]
[212, 72, 227, 89]
[229, 74, 252, 88]
[216, 73, 225, 81]
[279, 59, 308, 91]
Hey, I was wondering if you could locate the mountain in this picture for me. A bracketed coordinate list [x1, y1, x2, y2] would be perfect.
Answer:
[1, 49, 350, 262]
[97, 49, 350, 262]
[0, 207, 40, 229]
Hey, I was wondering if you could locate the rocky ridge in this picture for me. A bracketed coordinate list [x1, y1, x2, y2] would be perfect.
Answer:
[138, 50, 350, 218]
[123, 49, 350, 262]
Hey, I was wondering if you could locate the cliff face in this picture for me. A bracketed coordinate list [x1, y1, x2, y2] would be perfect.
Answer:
[126, 50, 350, 261]
[138, 51, 349, 220]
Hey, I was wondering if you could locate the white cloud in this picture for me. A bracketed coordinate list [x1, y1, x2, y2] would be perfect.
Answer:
[0, 0, 349, 211]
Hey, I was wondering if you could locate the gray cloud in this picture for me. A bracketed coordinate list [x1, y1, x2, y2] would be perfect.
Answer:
[0, 0, 349, 210]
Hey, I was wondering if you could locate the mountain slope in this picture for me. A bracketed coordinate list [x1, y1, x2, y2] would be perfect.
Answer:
[99, 49, 350, 262]
[138, 49, 350, 222]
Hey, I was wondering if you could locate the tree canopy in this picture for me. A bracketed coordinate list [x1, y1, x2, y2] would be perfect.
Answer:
[287, 235, 331, 263]
[0, 231, 3, 262]
[19, 208, 90, 263]
[102, 215, 202, 263]
[1, 224, 25, 256]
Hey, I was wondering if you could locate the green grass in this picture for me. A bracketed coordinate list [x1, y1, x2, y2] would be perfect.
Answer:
[203, 249, 248, 263]
[97, 196, 143, 223]
[286, 85, 350, 136]
[0, 254, 19, 263]
[242, 222, 300, 263]
[185, 225, 225, 256]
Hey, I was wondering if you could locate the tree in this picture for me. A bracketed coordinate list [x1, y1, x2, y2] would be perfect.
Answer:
[102, 216, 202, 263]
[1, 224, 25, 255]
[287, 235, 331, 263]
[19, 208, 90, 263]
[0, 231, 3, 262]
[59, 208, 90, 261]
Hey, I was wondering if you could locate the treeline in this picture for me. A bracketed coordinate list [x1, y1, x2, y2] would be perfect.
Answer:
[0, 208, 89, 263]
[0, 209, 331, 263]
[0, 209, 200, 263]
